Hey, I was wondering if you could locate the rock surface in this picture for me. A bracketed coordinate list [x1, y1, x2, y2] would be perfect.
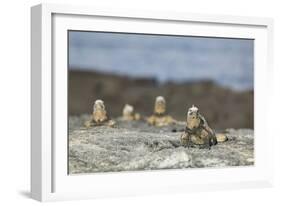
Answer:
[69, 115, 254, 174]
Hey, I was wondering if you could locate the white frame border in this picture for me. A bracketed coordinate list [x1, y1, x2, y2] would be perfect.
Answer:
[31, 3, 274, 202]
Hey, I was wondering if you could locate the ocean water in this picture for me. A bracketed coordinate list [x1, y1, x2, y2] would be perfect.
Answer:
[69, 31, 254, 91]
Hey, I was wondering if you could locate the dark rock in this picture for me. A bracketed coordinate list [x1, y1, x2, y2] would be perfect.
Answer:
[68, 70, 254, 129]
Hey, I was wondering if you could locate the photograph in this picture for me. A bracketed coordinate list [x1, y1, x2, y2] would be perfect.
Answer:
[67, 31, 254, 174]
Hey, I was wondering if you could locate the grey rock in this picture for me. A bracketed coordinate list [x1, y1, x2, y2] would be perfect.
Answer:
[69, 116, 254, 174]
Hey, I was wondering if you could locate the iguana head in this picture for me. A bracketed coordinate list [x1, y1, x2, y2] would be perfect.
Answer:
[92, 99, 107, 123]
[123, 104, 134, 117]
[93, 99, 106, 112]
[154, 96, 166, 115]
[187, 105, 199, 119]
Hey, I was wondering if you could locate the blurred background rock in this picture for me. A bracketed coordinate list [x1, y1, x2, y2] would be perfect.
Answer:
[68, 31, 254, 129]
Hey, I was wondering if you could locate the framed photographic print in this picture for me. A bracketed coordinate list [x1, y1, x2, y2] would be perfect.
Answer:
[31, 3, 274, 201]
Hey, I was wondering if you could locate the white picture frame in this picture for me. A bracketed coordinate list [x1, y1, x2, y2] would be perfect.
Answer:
[31, 3, 274, 202]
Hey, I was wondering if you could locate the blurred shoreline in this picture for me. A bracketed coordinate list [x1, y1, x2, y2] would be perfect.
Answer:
[68, 70, 253, 129]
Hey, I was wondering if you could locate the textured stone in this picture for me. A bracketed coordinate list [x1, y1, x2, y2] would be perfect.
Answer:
[69, 116, 254, 174]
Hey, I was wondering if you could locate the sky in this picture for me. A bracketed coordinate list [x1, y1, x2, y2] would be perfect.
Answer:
[68, 31, 254, 91]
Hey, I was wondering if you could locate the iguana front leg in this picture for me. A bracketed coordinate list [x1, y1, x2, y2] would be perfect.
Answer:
[180, 133, 186, 146]
[201, 135, 211, 150]
[180, 132, 192, 148]
[187, 133, 192, 148]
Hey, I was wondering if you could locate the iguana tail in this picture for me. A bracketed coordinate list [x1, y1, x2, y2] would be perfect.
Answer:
[216, 133, 228, 142]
